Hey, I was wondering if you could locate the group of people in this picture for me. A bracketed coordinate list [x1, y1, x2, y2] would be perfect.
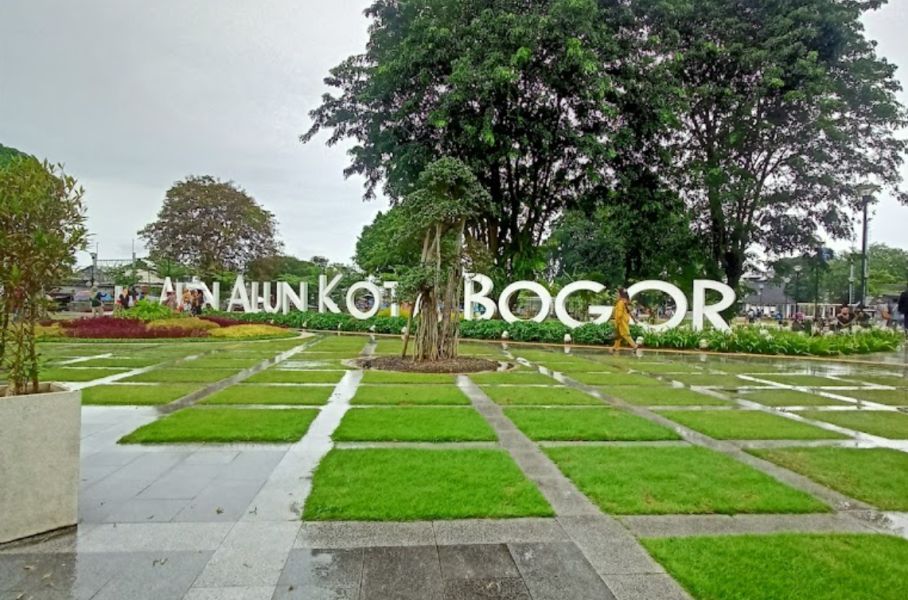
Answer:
[163, 288, 207, 315]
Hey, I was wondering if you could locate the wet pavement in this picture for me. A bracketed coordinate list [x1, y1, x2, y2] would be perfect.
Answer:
[3, 340, 907, 599]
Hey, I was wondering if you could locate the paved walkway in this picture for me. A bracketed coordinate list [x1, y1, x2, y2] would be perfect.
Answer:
[2, 343, 907, 599]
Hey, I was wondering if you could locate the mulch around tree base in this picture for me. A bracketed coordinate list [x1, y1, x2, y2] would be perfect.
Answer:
[357, 356, 504, 374]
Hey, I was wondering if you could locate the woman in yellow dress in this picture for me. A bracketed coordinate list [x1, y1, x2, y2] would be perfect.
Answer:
[612, 287, 638, 352]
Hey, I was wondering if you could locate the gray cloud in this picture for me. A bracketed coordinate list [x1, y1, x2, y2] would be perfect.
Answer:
[1, 0, 906, 269]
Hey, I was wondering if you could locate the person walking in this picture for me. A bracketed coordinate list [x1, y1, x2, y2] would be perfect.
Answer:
[117, 287, 131, 311]
[611, 288, 638, 352]
[165, 290, 178, 311]
[898, 282, 908, 334]
[90, 286, 103, 316]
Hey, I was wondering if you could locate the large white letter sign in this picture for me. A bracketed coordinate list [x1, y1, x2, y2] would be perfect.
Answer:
[260, 282, 282, 314]
[158, 277, 175, 304]
[464, 273, 496, 320]
[280, 282, 308, 314]
[626, 281, 688, 332]
[554, 281, 613, 329]
[227, 275, 253, 313]
[319, 274, 342, 314]
[692, 280, 736, 332]
[383, 281, 400, 317]
[346, 281, 382, 319]
[499, 281, 553, 323]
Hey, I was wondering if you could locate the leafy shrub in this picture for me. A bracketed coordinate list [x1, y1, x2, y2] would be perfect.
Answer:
[199, 315, 248, 328]
[205, 311, 903, 357]
[58, 316, 206, 339]
[208, 324, 291, 338]
[126, 299, 179, 322]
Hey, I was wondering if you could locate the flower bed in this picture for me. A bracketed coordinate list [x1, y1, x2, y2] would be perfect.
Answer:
[38, 314, 292, 340]
[207, 310, 904, 357]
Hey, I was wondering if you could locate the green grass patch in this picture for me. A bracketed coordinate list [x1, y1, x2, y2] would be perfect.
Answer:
[203, 385, 333, 405]
[750, 448, 908, 510]
[756, 374, 854, 387]
[469, 371, 555, 385]
[606, 386, 729, 406]
[837, 389, 908, 406]
[738, 389, 850, 407]
[310, 336, 367, 353]
[626, 362, 703, 374]
[642, 533, 908, 600]
[173, 357, 262, 369]
[839, 375, 906, 387]
[543, 446, 828, 515]
[39, 368, 129, 382]
[121, 368, 240, 383]
[303, 448, 552, 520]
[69, 357, 166, 368]
[373, 339, 406, 355]
[360, 371, 454, 384]
[538, 360, 619, 373]
[244, 369, 345, 384]
[82, 384, 202, 405]
[659, 410, 847, 440]
[333, 407, 496, 442]
[670, 374, 748, 389]
[705, 360, 781, 374]
[569, 373, 663, 386]
[483, 386, 601, 406]
[119, 408, 319, 444]
[351, 385, 469, 405]
[798, 410, 908, 439]
[284, 358, 354, 370]
[504, 408, 680, 441]
[458, 342, 504, 356]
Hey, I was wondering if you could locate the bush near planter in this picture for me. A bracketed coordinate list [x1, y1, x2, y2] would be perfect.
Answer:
[209, 310, 902, 357]
[146, 317, 220, 331]
[208, 324, 291, 338]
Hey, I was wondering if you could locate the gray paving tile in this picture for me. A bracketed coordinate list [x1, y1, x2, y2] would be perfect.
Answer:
[558, 516, 664, 576]
[136, 464, 222, 500]
[619, 513, 872, 538]
[81, 475, 153, 504]
[79, 523, 233, 552]
[193, 521, 300, 587]
[605, 573, 693, 600]
[80, 450, 143, 468]
[112, 452, 191, 481]
[508, 542, 615, 600]
[433, 519, 569, 546]
[273, 548, 363, 599]
[103, 498, 190, 523]
[295, 521, 435, 549]
[218, 451, 287, 482]
[438, 544, 520, 580]
[184, 450, 241, 465]
[530, 478, 601, 516]
[172, 479, 264, 522]
[184, 586, 276, 600]
[443, 578, 532, 600]
[360, 546, 444, 600]
[91, 550, 213, 600]
[0, 553, 115, 599]
[80, 463, 125, 487]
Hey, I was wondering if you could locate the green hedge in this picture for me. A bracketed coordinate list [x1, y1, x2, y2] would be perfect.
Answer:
[207, 311, 903, 357]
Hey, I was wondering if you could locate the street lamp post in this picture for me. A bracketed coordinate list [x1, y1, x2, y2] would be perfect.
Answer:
[855, 184, 880, 307]
[793, 265, 802, 316]
[90, 252, 98, 287]
[783, 276, 791, 317]
[758, 283, 765, 315]
[814, 245, 823, 320]
[848, 258, 855, 306]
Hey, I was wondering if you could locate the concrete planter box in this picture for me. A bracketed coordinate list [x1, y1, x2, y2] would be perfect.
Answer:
[0, 384, 81, 544]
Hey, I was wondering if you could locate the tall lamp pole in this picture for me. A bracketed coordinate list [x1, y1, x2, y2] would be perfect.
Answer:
[855, 184, 880, 306]
[758, 283, 765, 314]
[814, 245, 822, 319]
[793, 265, 802, 315]
[783, 276, 791, 317]
[848, 258, 855, 306]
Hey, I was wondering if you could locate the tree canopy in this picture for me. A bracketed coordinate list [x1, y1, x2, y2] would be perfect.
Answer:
[139, 176, 282, 279]
[306, 0, 907, 292]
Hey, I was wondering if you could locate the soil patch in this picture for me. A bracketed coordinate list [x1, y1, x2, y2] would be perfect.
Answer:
[357, 356, 504, 374]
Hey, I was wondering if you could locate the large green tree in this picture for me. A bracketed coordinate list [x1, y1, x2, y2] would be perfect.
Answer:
[303, 0, 643, 282]
[139, 176, 282, 279]
[629, 0, 908, 289]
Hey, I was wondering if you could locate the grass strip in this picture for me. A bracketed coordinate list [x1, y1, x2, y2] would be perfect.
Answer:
[333, 407, 496, 442]
[659, 410, 847, 440]
[304, 448, 553, 520]
[642, 533, 908, 600]
[605, 386, 729, 406]
[469, 372, 556, 385]
[504, 407, 680, 441]
[738, 389, 850, 407]
[82, 384, 202, 405]
[798, 410, 908, 439]
[544, 445, 828, 515]
[121, 368, 240, 384]
[203, 385, 333, 405]
[119, 408, 319, 443]
[351, 385, 469, 405]
[360, 371, 454, 384]
[245, 369, 345, 384]
[483, 386, 601, 406]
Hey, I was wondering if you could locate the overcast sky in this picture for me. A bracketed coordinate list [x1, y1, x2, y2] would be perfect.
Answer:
[1, 0, 906, 269]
